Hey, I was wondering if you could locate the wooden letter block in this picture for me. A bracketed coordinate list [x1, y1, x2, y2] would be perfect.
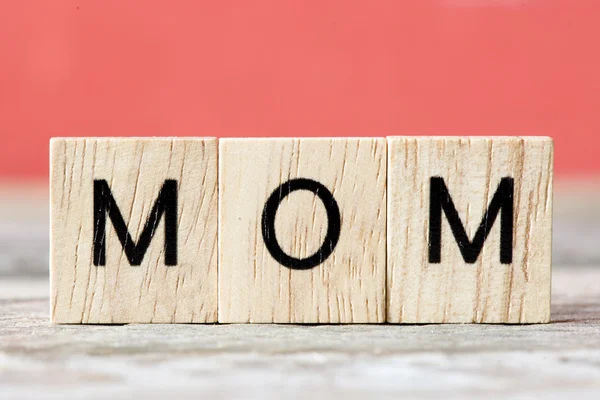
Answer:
[51, 138, 218, 323]
[219, 138, 386, 323]
[387, 137, 553, 323]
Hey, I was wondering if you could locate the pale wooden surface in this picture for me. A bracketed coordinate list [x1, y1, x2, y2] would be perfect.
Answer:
[0, 181, 600, 399]
[387, 137, 553, 323]
[0, 267, 599, 399]
[50, 138, 218, 323]
[219, 138, 386, 323]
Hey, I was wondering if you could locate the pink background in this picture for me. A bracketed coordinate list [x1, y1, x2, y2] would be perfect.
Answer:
[1, 1, 599, 178]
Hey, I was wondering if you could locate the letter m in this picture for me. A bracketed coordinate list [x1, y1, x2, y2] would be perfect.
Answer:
[93, 179, 178, 266]
[429, 177, 514, 264]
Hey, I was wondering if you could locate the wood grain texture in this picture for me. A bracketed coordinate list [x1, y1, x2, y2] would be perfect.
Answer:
[50, 138, 218, 323]
[387, 137, 553, 323]
[218, 138, 386, 323]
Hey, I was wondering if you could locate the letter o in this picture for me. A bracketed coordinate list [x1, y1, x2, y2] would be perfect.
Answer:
[261, 178, 341, 270]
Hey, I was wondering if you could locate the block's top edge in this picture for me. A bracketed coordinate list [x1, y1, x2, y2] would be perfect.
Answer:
[50, 137, 217, 142]
[387, 136, 553, 141]
[218, 137, 384, 141]
[50, 136, 552, 141]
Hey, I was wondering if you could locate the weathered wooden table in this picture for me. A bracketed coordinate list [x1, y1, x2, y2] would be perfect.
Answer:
[1, 182, 599, 399]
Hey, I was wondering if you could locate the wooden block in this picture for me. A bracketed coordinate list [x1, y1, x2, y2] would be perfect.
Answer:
[50, 138, 218, 323]
[218, 138, 386, 323]
[387, 137, 553, 323]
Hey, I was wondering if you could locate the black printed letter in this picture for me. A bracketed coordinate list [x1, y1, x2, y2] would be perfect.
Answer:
[261, 178, 341, 270]
[429, 177, 514, 264]
[93, 179, 178, 266]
